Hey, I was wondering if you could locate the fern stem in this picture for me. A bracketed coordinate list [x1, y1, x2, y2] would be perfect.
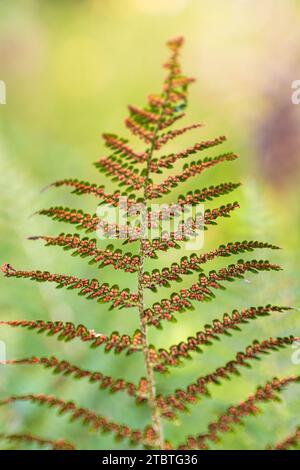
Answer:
[137, 154, 164, 449]
[137, 242, 164, 448]
[137, 101, 170, 450]
[137, 42, 183, 446]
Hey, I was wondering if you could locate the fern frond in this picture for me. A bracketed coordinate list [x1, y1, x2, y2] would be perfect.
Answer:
[150, 202, 239, 245]
[50, 178, 139, 209]
[142, 202, 241, 259]
[125, 117, 155, 144]
[49, 179, 122, 206]
[113, 202, 239, 260]
[0, 394, 155, 447]
[1, 264, 137, 309]
[95, 156, 145, 190]
[37, 206, 139, 240]
[156, 336, 298, 418]
[147, 202, 239, 239]
[102, 133, 147, 164]
[1, 36, 294, 450]
[128, 107, 185, 133]
[38, 206, 99, 231]
[29, 234, 140, 273]
[36, 201, 239, 249]
[1, 356, 149, 403]
[171, 182, 241, 207]
[146, 183, 241, 229]
[150, 136, 226, 172]
[154, 124, 204, 150]
[128, 101, 188, 139]
[177, 376, 300, 449]
[0, 320, 143, 354]
[146, 36, 194, 118]
[145, 261, 282, 327]
[142, 241, 280, 289]
[203, 202, 240, 225]
[128, 105, 162, 126]
[147, 153, 238, 199]
[159, 114, 187, 130]
[268, 427, 300, 450]
[151, 306, 291, 371]
[0, 433, 75, 450]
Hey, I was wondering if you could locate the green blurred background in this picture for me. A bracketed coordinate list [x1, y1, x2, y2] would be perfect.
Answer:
[0, 0, 300, 450]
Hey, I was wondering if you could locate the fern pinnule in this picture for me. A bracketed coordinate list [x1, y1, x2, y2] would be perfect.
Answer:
[154, 336, 300, 419]
[102, 133, 148, 163]
[0, 319, 144, 354]
[28, 234, 140, 272]
[142, 241, 280, 289]
[0, 395, 157, 447]
[151, 307, 293, 371]
[177, 376, 300, 450]
[49, 178, 122, 204]
[1, 357, 149, 402]
[144, 262, 282, 327]
[1, 264, 138, 308]
[150, 135, 227, 172]
[146, 153, 239, 199]
[0, 433, 75, 450]
[96, 156, 145, 190]
[269, 428, 300, 450]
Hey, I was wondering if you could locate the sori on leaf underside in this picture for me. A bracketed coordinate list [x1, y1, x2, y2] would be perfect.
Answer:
[1, 37, 297, 451]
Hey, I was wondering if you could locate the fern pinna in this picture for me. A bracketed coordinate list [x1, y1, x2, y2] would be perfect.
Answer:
[1, 37, 298, 451]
